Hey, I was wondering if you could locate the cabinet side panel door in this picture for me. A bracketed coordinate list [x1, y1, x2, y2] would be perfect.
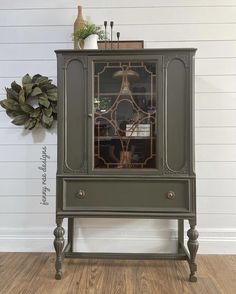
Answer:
[64, 57, 87, 172]
[165, 56, 189, 172]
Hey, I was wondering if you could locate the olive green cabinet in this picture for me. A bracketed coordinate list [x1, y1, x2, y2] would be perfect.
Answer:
[54, 49, 198, 282]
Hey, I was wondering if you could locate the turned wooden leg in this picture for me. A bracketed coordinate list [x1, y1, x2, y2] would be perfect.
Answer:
[187, 219, 199, 282]
[53, 217, 65, 280]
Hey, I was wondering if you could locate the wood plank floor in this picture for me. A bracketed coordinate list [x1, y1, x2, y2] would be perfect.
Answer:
[0, 254, 235, 294]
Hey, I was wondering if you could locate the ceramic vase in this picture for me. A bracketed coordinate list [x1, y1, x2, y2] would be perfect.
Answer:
[74, 6, 85, 49]
[83, 34, 98, 49]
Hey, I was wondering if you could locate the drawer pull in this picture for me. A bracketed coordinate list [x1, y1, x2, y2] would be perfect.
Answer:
[75, 189, 86, 199]
[167, 191, 175, 200]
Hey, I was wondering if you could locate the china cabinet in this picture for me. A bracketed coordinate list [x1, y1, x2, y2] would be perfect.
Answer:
[54, 48, 198, 282]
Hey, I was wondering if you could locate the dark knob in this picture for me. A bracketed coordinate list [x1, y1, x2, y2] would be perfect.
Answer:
[75, 189, 86, 199]
[167, 191, 175, 200]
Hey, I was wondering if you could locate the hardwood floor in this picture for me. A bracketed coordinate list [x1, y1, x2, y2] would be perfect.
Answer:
[0, 254, 235, 294]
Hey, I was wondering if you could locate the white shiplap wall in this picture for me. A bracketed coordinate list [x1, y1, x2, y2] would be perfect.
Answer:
[0, 0, 236, 254]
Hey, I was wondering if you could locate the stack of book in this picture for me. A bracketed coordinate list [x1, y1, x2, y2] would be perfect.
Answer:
[126, 124, 150, 137]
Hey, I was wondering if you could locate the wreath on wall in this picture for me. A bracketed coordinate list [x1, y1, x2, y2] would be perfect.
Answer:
[0, 74, 57, 130]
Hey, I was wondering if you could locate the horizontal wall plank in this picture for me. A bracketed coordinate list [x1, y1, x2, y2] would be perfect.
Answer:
[0, 145, 57, 162]
[1, 24, 236, 44]
[198, 197, 236, 214]
[0, 162, 56, 179]
[0, 128, 57, 145]
[196, 58, 236, 75]
[81, 7, 236, 25]
[196, 145, 236, 161]
[0, 27, 71, 43]
[0, 196, 55, 213]
[196, 162, 236, 178]
[0, 239, 54, 252]
[195, 93, 236, 110]
[146, 41, 236, 58]
[196, 128, 236, 144]
[194, 76, 236, 93]
[197, 179, 236, 196]
[0, 60, 56, 77]
[196, 110, 236, 127]
[0, 179, 55, 196]
[197, 239, 236, 255]
[1, 0, 236, 9]
[0, 43, 71, 60]
[1, 7, 236, 26]
[0, 213, 55, 228]
[197, 214, 236, 228]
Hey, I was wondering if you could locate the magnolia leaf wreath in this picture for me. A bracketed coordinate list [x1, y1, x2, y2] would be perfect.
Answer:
[0, 74, 57, 130]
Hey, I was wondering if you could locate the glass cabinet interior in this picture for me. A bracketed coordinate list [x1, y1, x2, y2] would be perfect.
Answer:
[93, 60, 158, 170]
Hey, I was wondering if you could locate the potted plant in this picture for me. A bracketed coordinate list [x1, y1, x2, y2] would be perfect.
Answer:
[73, 21, 106, 49]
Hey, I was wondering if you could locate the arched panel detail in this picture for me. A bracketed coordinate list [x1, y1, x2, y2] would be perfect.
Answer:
[64, 58, 87, 172]
[166, 57, 187, 172]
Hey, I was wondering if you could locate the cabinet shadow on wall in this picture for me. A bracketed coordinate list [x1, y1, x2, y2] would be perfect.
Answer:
[20, 122, 57, 143]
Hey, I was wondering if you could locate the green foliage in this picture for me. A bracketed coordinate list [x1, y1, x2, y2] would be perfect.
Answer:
[0, 74, 57, 130]
[99, 97, 112, 111]
[73, 21, 106, 42]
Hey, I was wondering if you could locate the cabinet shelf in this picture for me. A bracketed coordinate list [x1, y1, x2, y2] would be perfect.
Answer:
[95, 92, 153, 96]
[95, 136, 155, 141]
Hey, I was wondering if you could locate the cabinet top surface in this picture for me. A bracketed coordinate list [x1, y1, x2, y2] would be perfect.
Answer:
[55, 48, 197, 55]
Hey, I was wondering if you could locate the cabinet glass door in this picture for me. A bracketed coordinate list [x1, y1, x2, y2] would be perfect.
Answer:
[93, 60, 158, 169]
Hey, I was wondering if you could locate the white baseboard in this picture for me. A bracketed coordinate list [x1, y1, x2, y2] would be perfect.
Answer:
[0, 228, 235, 254]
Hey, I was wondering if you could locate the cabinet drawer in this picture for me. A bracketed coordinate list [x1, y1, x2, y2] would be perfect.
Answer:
[62, 178, 191, 212]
